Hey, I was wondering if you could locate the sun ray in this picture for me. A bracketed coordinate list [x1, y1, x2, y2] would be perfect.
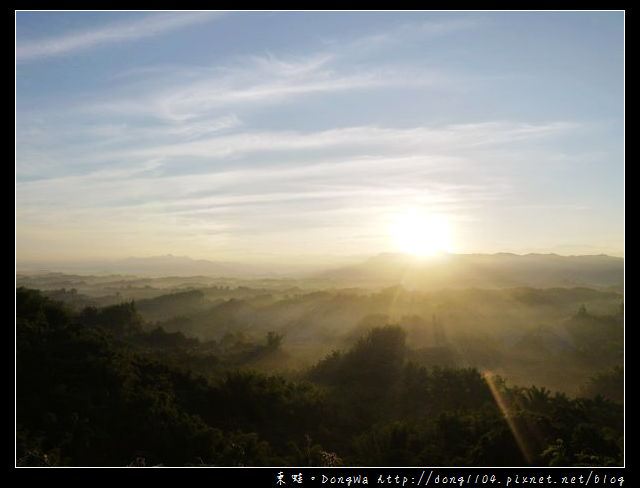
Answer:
[483, 371, 535, 464]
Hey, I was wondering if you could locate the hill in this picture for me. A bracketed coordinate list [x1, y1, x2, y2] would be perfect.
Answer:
[318, 253, 623, 289]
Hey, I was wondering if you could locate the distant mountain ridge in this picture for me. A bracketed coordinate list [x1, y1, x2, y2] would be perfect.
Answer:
[317, 252, 623, 289]
[17, 254, 281, 278]
[17, 252, 623, 289]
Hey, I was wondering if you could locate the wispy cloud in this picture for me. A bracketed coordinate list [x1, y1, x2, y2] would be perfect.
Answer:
[128, 121, 578, 161]
[16, 119, 571, 215]
[13, 116, 585, 260]
[324, 16, 485, 56]
[84, 53, 407, 123]
[16, 12, 221, 62]
[15, 150, 501, 258]
[16, 118, 577, 182]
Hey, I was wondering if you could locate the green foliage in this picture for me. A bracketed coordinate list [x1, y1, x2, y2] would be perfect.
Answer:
[399, 364, 495, 418]
[79, 301, 144, 336]
[136, 290, 206, 322]
[308, 325, 406, 389]
[16, 287, 623, 466]
[579, 366, 623, 403]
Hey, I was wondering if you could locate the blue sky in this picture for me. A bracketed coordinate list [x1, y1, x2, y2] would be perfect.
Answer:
[16, 11, 624, 264]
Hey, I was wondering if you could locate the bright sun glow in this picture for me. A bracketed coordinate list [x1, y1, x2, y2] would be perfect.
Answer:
[390, 210, 454, 256]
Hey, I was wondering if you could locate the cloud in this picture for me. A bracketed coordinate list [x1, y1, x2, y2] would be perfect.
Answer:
[324, 16, 485, 56]
[16, 119, 572, 218]
[16, 12, 221, 62]
[15, 152, 498, 258]
[67, 17, 479, 123]
[83, 52, 403, 123]
[15, 12, 623, 260]
[127, 121, 578, 161]
[16, 117, 577, 184]
[14, 116, 579, 260]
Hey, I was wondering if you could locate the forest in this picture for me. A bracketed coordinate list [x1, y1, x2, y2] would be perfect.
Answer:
[16, 269, 623, 467]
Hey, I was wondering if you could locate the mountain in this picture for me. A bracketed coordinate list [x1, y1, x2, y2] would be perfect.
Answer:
[317, 252, 624, 290]
[17, 252, 624, 289]
[17, 255, 283, 278]
[115, 255, 269, 277]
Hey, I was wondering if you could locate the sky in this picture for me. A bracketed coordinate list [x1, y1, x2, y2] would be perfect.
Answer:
[15, 11, 624, 266]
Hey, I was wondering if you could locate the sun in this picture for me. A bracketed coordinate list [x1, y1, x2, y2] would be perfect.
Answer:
[390, 210, 454, 257]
